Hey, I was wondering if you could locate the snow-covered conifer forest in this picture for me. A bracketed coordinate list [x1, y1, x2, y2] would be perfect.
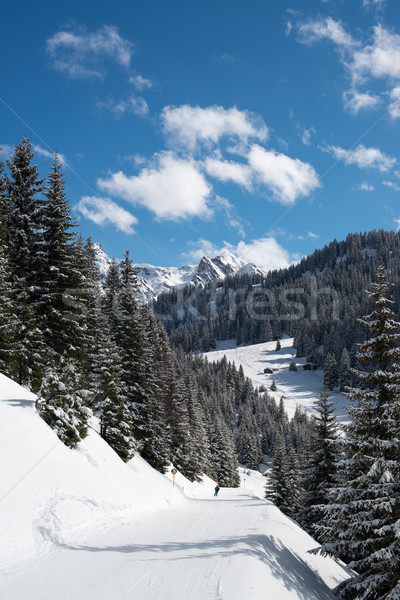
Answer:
[1, 138, 400, 598]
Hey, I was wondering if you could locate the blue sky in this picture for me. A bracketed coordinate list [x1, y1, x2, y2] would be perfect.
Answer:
[1, 0, 400, 270]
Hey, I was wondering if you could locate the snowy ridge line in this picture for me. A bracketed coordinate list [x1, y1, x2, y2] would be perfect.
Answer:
[92, 243, 264, 301]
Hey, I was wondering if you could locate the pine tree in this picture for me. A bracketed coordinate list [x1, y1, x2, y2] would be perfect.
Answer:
[181, 370, 211, 481]
[37, 359, 90, 448]
[90, 314, 135, 462]
[115, 252, 169, 472]
[265, 433, 290, 510]
[4, 138, 46, 389]
[0, 160, 17, 375]
[339, 347, 352, 392]
[323, 353, 339, 390]
[299, 391, 340, 540]
[39, 154, 87, 361]
[322, 264, 400, 600]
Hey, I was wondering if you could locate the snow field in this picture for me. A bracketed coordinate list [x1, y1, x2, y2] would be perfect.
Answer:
[0, 370, 351, 599]
[205, 336, 349, 422]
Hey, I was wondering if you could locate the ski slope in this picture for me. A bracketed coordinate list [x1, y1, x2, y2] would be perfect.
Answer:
[0, 372, 351, 599]
[205, 337, 349, 422]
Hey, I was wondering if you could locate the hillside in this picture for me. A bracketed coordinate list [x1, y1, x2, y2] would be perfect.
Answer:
[204, 336, 349, 422]
[0, 372, 351, 599]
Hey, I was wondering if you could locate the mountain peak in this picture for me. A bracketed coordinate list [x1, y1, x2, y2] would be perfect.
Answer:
[92, 244, 264, 302]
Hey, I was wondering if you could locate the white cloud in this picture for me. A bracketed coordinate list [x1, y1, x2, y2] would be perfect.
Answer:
[354, 182, 375, 191]
[326, 144, 396, 172]
[297, 17, 355, 48]
[184, 237, 293, 272]
[46, 25, 134, 79]
[32, 145, 68, 167]
[350, 25, 400, 83]
[0, 144, 13, 159]
[98, 95, 149, 118]
[214, 196, 246, 237]
[307, 231, 320, 239]
[247, 144, 321, 205]
[129, 74, 154, 91]
[343, 90, 381, 114]
[97, 152, 212, 221]
[363, 0, 386, 8]
[204, 158, 253, 190]
[382, 180, 400, 191]
[300, 127, 316, 146]
[75, 196, 138, 234]
[389, 86, 400, 119]
[161, 105, 268, 151]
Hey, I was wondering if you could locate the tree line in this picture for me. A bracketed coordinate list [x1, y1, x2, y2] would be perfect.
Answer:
[266, 265, 400, 600]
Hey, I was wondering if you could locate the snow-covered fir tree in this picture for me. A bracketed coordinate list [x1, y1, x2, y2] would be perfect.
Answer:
[299, 391, 340, 541]
[321, 264, 400, 600]
[323, 353, 339, 390]
[90, 313, 135, 462]
[4, 138, 47, 389]
[0, 160, 17, 375]
[37, 359, 90, 448]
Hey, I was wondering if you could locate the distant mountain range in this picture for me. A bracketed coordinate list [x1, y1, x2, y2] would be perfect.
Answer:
[92, 243, 264, 301]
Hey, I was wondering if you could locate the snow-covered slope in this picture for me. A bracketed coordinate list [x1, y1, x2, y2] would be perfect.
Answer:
[93, 244, 263, 301]
[204, 337, 349, 422]
[0, 372, 351, 599]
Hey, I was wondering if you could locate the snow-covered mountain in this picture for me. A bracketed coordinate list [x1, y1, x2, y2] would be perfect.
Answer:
[92, 243, 264, 301]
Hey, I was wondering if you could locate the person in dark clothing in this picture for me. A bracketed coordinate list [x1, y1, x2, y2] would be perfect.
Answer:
[214, 484, 220, 497]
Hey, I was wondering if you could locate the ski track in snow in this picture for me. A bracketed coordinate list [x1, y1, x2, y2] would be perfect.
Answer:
[0, 352, 351, 600]
[1, 488, 347, 600]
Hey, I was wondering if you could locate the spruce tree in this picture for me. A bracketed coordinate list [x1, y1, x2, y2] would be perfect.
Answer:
[40, 154, 87, 361]
[90, 314, 135, 462]
[322, 264, 400, 600]
[299, 391, 340, 540]
[4, 138, 46, 389]
[323, 353, 339, 390]
[0, 160, 17, 375]
[339, 347, 352, 392]
[265, 432, 290, 510]
[37, 359, 90, 448]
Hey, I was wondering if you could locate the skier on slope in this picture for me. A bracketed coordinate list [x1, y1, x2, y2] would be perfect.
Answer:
[214, 484, 220, 497]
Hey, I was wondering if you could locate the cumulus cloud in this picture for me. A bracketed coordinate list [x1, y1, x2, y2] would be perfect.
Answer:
[184, 237, 293, 272]
[204, 146, 320, 205]
[326, 144, 396, 172]
[46, 24, 134, 79]
[75, 196, 138, 234]
[350, 25, 400, 83]
[161, 105, 268, 151]
[204, 158, 253, 190]
[97, 152, 212, 221]
[297, 16, 355, 48]
[247, 145, 321, 205]
[295, 17, 400, 118]
[343, 90, 381, 114]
